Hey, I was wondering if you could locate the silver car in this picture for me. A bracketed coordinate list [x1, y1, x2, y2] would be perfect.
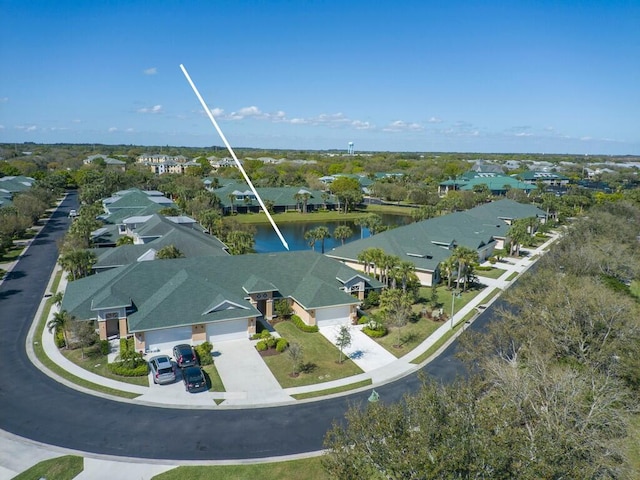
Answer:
[148, 355, 176, 385]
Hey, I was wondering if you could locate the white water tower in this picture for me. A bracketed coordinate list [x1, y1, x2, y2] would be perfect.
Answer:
[348, 142, 354, 155]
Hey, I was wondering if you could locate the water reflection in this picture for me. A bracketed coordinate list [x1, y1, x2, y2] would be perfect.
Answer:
[253, 214, 412, 253]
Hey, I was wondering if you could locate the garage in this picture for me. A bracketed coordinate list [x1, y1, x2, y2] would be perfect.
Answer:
[145, 326, 192, 353]
[206, 318, 248, 343]
[315, 306, 351, 327]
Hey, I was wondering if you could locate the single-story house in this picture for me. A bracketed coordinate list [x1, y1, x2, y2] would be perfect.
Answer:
[62, 251, 383, 352]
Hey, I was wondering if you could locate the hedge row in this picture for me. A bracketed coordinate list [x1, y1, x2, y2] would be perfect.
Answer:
[291, 315, 319, 333]
[107, 361, 148, 377]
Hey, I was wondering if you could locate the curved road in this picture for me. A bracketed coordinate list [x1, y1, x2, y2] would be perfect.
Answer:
[0, 191, 500, 460]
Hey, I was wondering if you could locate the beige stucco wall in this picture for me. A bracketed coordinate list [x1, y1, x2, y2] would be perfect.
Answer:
[134, 332, 145, 352]
[291, 301, 314, 326]
[192, 324, 206, 343]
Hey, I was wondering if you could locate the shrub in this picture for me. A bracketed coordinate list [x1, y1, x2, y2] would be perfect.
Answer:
[357, 315, 369, 325]
[99, 339, 110, 355]
[54, 329, 66, 348]
[260, 330, 272, 339]
[195, 341, 213, 366]
[119, 338, 128, 354]
[107, 361, 148, 377]
[362, 291, 380, 309]
[276, 337, 289, 352]
[363, 326, 387, 338]
[250, 333, 262, 340]
[274, 299, 293, 318]
[108, 348, 148, 376]
[266, 336, 277, 349]
[256, 340, 268, 351]
[291, 315, 319, 333]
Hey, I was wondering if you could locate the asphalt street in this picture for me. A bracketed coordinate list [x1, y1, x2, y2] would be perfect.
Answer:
[0, 191, 500, 460]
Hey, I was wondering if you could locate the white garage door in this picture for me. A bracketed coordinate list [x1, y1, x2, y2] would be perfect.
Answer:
[206, 319, 248, 343]
[316, 306, 351, 327]
[145, 326, 192, 353]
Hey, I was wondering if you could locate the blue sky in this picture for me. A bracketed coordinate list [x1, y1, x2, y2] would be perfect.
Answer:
[1, 0, 639, 155]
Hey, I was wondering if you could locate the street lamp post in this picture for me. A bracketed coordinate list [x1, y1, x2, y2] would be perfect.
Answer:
[450, 290, 459, 329]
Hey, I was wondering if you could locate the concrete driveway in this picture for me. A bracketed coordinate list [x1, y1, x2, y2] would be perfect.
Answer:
[212, 339, 293, 405]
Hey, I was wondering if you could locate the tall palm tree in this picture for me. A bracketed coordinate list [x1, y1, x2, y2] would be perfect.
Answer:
[395, 261, 416, 293]
[58, 249, 97, 281]
[333, 225, 353, 246]
[304, 229, 317, 251]
[226, 231, 255, 255]
[314, 226, 331, 254]
[47, 310, 71, 349]
[450, 246, 478, 292]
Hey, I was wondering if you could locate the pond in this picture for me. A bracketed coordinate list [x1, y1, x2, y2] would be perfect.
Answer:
[253, 213, 413, 253]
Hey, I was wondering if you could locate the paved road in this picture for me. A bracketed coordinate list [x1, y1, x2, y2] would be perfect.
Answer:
[0, 191, 499, 460]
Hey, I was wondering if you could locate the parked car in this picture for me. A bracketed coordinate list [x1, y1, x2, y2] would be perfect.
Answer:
[68, 209, 78, 218]
[182, 366, 207, 393]
[172, 344, 198, 368]
[148, 355, 176, 385]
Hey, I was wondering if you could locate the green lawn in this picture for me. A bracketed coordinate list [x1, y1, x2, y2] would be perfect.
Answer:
[62, 347, 149, 387]
[203, 363, 225, 392]
[262, 321, 363, 388]
[475, 266, 508, 279]
[153, 456, 330, 480]
[373, 316, 442, 358]
[230, 204, 416, 225]
[13, 455, 83, 480]
[292, 378, 372, 400]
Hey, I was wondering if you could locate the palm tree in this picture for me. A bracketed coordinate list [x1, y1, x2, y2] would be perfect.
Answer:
[333, 225, 353, 245]
[450, 246, 478, 292]
[227, 193, 236, 214]
[47, 310, 71, 349]
[439, 256, 456, 289]
[58, 249, 97, 281]
[314, 226, 331, 254]
[304, 229, 317, 251]
[395, 261, 416, 293]
[51, 291, 63, 307]
[156, 244, 184, 259]
[507, 219, 529, 257]
[116, 235, 134, 246]
[226, 231, 255, 255]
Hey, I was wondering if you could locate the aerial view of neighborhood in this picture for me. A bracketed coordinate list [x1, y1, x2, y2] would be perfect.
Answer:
[1, 1, 639, 479]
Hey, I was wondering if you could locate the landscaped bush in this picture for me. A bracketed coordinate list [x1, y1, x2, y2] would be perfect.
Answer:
[291, 315, 319, 333]
[276, 337, 289, 352]
[54, 329, 66, 348]
[107, 361, 148, 377]
[108, 349, 148, 376]
[195, 341, 214, 365]
[119, 337, 128, 354]
[99, 339, 110, 355]
[361, 291, 380, 309]
[256, 340, 268, 351]
[357, 315, 369, 325]
[363, 326, 387, 338]
[475, 265, 493, 271]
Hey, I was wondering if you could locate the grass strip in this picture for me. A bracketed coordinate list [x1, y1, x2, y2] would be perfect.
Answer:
[12, 455, 83, 480]
[291, 379, 372, 400]
[410, 321, 466, 365]
[506, 271, 519, 281]
[152, 456, 330, 480]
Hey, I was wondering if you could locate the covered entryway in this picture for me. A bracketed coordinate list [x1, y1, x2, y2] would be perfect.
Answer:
[206, 319, 248, 343]
[145, 325, 192, 352]
[315, 306, 351, 327]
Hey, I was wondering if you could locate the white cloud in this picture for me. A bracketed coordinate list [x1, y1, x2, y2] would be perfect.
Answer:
[108, 127, 118, 132]
[126, 128, 134, 132]
[289, 118, 307, 124]
[144, 67, 157, 75]
[351, 120, 374, 130]
[137, 104, 163, 114]
[209, 107, 224, 117]
[0, 125, 4, 130]
[580, 136, 592, 141]
[515, 132, 533, 137]
[383, 120, 423, 132]
[0, 97, 8, 103]
[427, 116, 442, 123]
[16, 125, 37, 132]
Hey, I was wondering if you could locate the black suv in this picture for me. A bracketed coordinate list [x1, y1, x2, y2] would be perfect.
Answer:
[182, 366, 207, 393]
[172, 344, 198, 368]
